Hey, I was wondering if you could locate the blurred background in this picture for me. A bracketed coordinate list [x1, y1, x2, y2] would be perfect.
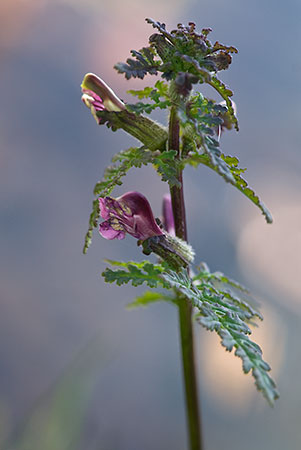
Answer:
[0, 0, 300, 449]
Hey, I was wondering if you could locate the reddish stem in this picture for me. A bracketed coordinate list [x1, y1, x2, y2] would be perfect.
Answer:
[168, 105, 203, 450]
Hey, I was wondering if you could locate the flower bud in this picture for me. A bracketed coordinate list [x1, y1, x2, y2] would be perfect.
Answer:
[80, 73, 168, 151]
[81, 73, 125, 112]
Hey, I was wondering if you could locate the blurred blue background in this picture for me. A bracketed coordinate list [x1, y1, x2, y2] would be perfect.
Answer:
[0, 1, 300, 449]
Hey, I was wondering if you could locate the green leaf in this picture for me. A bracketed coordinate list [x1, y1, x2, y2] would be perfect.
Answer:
[127, 290, 176, 309]
[208, 76, 239, 130]
[83, 198, 100, 254]
[103, 258, 278, 404]
[110, 146, 155, 171]
[177, 54, 212, 82]
[160, 268, 278, 405]
[102, 260, 170, 288]
[112, 147, 180, 187]
[179, 93, 237, 182]
[152, 150, 181, 187]
[184, 152, 273, 224]
[154, 80, 170, 97]
[127, 80, 171, 114]
[192, 265, 262, 321]
[127, 86, 155, 99]
[203, 136, 236, 183]
[114, 47, 161, 80]
[145, 18, 175, 43]
[128, 80, 169, 100]
[127, 100, 170, 115]
[193, 263, 249, 293]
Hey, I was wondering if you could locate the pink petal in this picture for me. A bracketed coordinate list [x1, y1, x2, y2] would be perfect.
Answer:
[99, 198, 110, 220]
[118, 192, 163, 239]
[162, 194, 175, 235]
[99, 221, 125, 240]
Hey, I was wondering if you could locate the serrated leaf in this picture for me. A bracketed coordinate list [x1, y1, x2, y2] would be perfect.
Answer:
[203, 136, 236, 183]
[83, 198, 100, 254]
[127, 99, 170, 115]
[152, 150, 181, 187]
[146, 18, 175, 44]
[127, 81, 171, 115]
[128, 80, 169, 100]
[212, 41, 238, 54]
[208, 76, 238, 130]
[178, 54, 212, 82]
[102, 260, 170, 288]
[193, 266, 249, 293]
[184, 152, 273, 224]
[159, 268, 278, 405]
[114, 46, 160, 80]
[127, 86, 155, 99]
[111, 146, 155, 169]
[154, 80, 170, 97]
[179, 94, 237, 182]
[192, 265, 262, 321]
[103, 258, 278, 404]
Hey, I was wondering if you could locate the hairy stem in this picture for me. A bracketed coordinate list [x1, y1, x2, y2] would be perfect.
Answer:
[168, 105, 203, 450]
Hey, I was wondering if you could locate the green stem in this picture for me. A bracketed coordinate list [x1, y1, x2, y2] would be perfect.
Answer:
[97, 110, 168, 151]
[168, 105, 203, 450]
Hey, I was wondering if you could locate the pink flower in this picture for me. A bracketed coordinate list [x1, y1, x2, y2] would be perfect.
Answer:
[81, 73, 125, 124]
[162, 194, 175, 236]
[99, 192, 164, 241]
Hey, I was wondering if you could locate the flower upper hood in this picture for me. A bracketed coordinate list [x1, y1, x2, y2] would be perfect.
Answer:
[99, 191, 163, 241]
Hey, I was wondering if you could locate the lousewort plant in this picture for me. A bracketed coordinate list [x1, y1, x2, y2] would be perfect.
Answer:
[80, 19, 278, 450]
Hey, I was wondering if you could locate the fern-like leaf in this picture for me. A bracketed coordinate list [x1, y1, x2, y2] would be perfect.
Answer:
[152, 150, 181, 187]
[102, 260, 170, 288]
[184, 152, 273, 223]
[102, 259, 278, 405]
[192, 264, 262, 321]
[208, 76, 238, 130]
[127, 80, 171, 114]
[161, 269, 278, 405]
[83, 199, 100, 254]
[114, 47, 161, 80]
